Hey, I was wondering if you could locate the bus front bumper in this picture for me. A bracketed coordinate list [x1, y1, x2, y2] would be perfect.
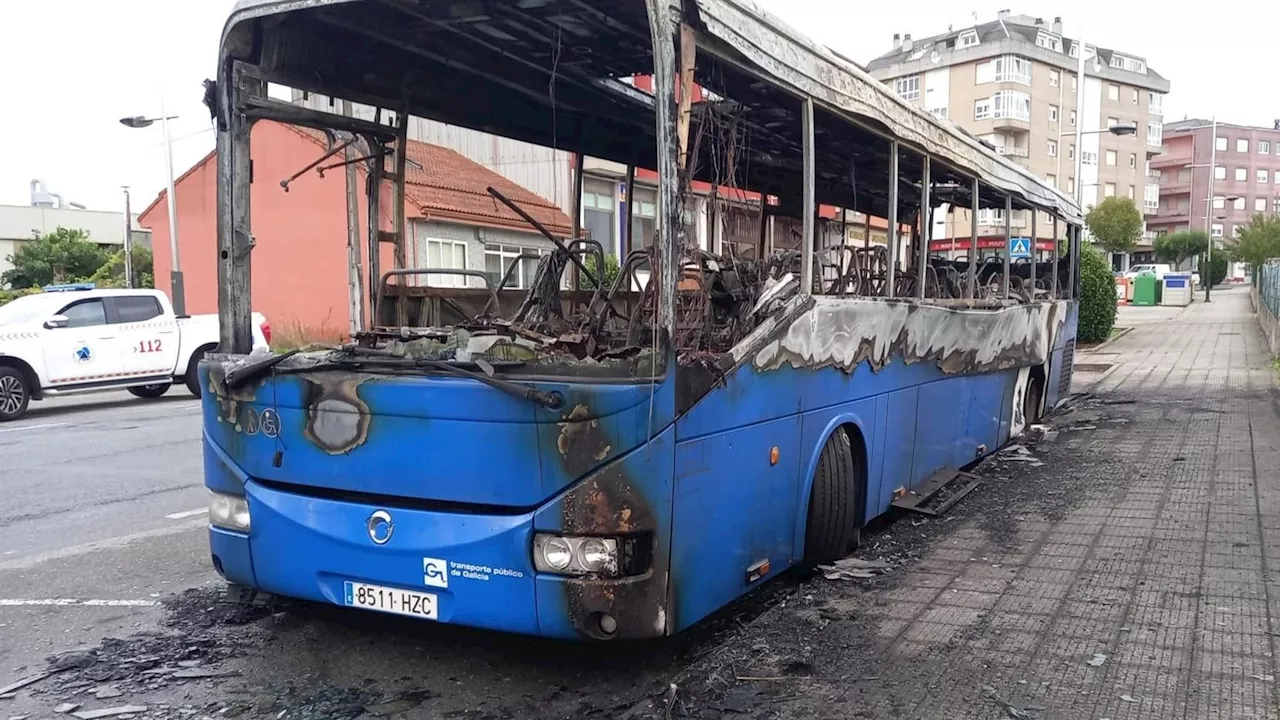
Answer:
[208, 479, 666, 640]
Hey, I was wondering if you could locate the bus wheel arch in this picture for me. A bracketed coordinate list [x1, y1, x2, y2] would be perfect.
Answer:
[1025, 363, 1047, 425]
[801, 422, 868, 566]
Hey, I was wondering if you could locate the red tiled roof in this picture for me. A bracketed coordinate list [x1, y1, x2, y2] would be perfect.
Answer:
[287, 124, 574, 237]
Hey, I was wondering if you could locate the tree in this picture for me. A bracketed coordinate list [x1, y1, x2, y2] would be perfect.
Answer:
[1153, 230, 1209, 269]
[1225, 214, 1280, 270]
[1085, 197, 1143, 253]
[1199, 251, 1228, 287]
[89, 246, 155, 289]
[1, 227, 110, 289]
[1078, 243, 1118, 344]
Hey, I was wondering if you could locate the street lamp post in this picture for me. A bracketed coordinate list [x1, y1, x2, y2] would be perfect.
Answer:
[1203, 117, 1218, 302]
[122, 186, 133, 288]
[120, 102, 185, 316]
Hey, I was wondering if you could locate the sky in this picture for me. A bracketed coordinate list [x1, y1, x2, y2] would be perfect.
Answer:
[0, 0, 1275, 214]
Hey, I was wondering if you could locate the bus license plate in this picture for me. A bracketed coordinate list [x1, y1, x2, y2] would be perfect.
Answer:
[343, 581, 438, 620]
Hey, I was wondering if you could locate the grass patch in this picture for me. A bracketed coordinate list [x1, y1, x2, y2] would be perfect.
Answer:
[272, 319, 347, 353]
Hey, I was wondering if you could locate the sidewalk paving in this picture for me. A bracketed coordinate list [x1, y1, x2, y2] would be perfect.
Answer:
[677, 286, 1280, 719]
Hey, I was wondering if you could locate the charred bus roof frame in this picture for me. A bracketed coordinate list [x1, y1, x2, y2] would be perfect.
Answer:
[211, 0, 1083, 354]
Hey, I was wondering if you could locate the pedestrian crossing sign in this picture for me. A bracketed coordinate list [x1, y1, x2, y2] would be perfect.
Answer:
[1008, 237, 1032, 259]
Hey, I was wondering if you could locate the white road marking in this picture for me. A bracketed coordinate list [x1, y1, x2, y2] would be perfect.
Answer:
[0, 518, 207, 571]
[165, 508, 206, 520]
[0, 422, 71, 434]
[0, 598, 158, 607]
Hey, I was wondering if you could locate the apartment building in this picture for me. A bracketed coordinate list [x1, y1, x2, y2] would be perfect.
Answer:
[866, 11, 1170, 268]
[1152, 119, 1280, 273]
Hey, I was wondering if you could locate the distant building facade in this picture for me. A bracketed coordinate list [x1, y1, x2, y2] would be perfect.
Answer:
[1, 181, 150, 282]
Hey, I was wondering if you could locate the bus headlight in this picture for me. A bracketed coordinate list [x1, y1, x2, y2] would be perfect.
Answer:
[533, 534, 619, 576]
[209, 491, 251, 532]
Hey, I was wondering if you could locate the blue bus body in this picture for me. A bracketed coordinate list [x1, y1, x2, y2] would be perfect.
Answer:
[203, 297, 1077, 639]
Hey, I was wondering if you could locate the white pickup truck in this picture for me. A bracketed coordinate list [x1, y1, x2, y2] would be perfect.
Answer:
[0, 285, 269, 421]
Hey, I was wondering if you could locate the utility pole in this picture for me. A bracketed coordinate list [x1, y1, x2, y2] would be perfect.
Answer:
[1203, 117, 1218, 302]
[122, 186, 134, 288]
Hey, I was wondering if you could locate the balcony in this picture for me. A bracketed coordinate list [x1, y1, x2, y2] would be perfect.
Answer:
[1150, 152, 1190, 168]
[1150, 210, 1190, 224]
[1159, 181, 1191, 194]
[991, 116, 1030, 132]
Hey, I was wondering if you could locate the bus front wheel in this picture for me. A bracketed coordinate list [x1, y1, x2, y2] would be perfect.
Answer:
[803, 427, 863, 566]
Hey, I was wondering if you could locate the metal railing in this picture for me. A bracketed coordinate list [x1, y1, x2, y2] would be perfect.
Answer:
[1260, 260, 1280, 319]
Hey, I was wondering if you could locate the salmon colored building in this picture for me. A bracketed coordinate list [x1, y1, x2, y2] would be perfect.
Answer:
[139, 121, 574, 339]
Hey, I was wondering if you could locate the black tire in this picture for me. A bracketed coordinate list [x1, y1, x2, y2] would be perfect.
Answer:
[1023, 376, 1044, 425]
[129, 383, 171, 399]
[0, 367, 31, 422]
[803, 427, 864, 565]
[186, 347, 210, 398]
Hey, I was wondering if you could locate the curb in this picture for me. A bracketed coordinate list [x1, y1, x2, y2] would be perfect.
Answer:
[1085, 326, 1133, 354]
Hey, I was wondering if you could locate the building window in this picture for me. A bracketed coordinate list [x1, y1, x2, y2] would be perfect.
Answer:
[1108, 84, 1120, 101]
[1274, 170, 1280, 184]
[1257, 197, 1268, 212]
[1047, 140, 1058, 157]
[990, 90, 1030, 121]
[1275, 197, 1280, 213]
[1035, 31, 1062, 52]
[1233, 225, 1243, 238]
[1104, 182, 1116, 197]
[1148, 92, 1163, 116]
[1068, 145, 1075, 160]
[582, 181, 618, 255]
[1082, 150, 1098, 166]
[1046, 173, 1057, 187]
[1129, 153, 1137, 169]
[1144, 184, 1159, 211]
[1110, 54, 1124, 69]
[1216, 136, 1228, 151]
[629, 185, 658, 249]
[993, 55, 1032, 85]
[958, 30, 979, 48]
[1106, 150, 1117, 166]
[1214, 166, 1226, 180]
[1049, 69, 1060, 87]
[929, 107, 949, 120]
[1071, 75, 1077, 91]
[1233, 196, 1246, 210]
[1069, 109, 1077, 127]
[1261, 141, 1271, 154]
[895, 74, 921, 101]
[1068, 178, 1076, 194]
[1259, 169, 1270, 184]
[485, 244, 548, 290]
[1237, 138, 1250, 153]
[974, 98, 991, 120]
[1049, 105, 1059, 123]
[1107, 117, 1119, 129]
[1235, 167, 1247, 182]
[1127, 185, 1135, 200]
[1147, 120, 1162, 147]
[1131, 88, 1140, 104]
[422, 238, 468, 288]
[1214, 196, 1226, 209]
[1211, 223, 1223, 238]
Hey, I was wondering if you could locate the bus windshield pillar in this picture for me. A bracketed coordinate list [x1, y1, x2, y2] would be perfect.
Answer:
[917, 155, 930, 300]
[1002, 195, 1012, 299]
[885, 141, 899, 298]
[216, 62, 258, 354]
[645, 0, 679, 335]
[1030, 207, 1038, 285]
[1068, 225, 1079, 300]
[1051, 216, 1060, 299]
[800, 98, 816, 297]
[968, 178, 979, 300]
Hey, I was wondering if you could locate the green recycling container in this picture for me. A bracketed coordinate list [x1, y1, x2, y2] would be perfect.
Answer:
[1132, 272, 1159, 306]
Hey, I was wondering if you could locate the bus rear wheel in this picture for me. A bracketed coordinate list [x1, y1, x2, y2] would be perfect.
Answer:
[803, 427, 863, 566]
[1023, 376, 1044, 425]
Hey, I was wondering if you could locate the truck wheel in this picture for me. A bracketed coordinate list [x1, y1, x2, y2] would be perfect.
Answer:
[0, 367, 30, 422]
[129, 383, 172, 399]
[186, 348, 209, 398]
[803, 427, 863, 566]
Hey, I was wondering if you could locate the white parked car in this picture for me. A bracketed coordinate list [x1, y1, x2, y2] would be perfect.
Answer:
[0, 285, 269, 421]
[1123, 263, 1173, 280]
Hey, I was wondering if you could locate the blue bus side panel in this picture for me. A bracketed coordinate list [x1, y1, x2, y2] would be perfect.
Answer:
[913, 380, 964, 485]
[873, 387, 919, 518]
[669, 415, 802, 632]
[965, 372, 1008, 460]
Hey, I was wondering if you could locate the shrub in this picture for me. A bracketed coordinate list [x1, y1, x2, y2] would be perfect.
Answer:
[1200, 252, 1228, 287]
[1078, 243, 1118, 344]
[576, 253, 622, 291]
